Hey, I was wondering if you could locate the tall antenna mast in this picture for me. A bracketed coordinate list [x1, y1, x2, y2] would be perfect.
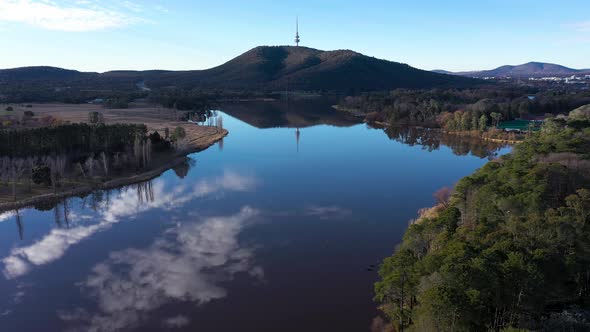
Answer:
[295, 16, 300, 47]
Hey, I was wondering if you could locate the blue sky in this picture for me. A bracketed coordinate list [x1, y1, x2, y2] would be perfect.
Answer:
[0, 0, 589, 72]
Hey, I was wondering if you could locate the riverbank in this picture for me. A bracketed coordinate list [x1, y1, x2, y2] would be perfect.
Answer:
[0, 126, 227, 212]
[370, 120, 523, 144]
[331, 105, 366, 118]
[442, 129, 524, 144]
[375, 120, 590, 331]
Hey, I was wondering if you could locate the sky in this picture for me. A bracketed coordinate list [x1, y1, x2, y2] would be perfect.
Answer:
[0, 0, 589, 73]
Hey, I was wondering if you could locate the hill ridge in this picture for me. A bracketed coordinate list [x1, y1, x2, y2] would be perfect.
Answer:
[1, 45, 476, 94]
[435, 61, 590, 78]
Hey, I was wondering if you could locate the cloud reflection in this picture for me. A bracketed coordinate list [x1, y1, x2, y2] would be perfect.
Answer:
[304, 205, 352, 220]
[0, 211, 16, 223]
[60, 207, 262, 332]
[2, 170, 257, 279]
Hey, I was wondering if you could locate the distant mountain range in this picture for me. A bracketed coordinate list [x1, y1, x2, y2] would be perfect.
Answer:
[433, 62, 590, 78]
[0, 46, 476, 97]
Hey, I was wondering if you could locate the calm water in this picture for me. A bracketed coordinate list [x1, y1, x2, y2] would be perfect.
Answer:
[0, 102, 510, 332]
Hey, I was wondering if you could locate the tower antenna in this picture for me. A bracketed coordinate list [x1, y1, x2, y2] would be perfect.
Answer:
[295, 16, 300, 47]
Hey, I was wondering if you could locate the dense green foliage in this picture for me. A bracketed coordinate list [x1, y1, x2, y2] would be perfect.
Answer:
[0, 123, 147, 157]
[341, 88, 590, 126]
[376, 118, 590, 331]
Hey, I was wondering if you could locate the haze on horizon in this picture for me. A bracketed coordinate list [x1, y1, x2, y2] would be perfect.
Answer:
[0, 0, 589, 73]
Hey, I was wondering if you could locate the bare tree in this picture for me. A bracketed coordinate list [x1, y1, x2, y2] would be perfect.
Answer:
[134, 136, 142, 167]
[434, 187, 453, 208]
[113, 152, 121, 169]
[43, 156, 57, 193]
[77, 162, 86, 178]
[11, 158, 27, 200]
[100, 152, 109, 176]
[85, 156, 96, 178]
[25, 157, 36, 192]
[55, 155, 67, 186]
[145, 139, 152, 166]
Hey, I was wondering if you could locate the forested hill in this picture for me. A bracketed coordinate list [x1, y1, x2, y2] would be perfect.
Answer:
[375, 108, 590, 331]
[0, 46, 477, 102]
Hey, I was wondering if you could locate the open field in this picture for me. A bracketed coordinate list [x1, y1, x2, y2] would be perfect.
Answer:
[0, 101, 227, 209]
[1, 101, 227, 151]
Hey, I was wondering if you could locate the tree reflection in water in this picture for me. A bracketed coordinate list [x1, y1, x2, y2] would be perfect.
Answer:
[2, 168, 257, 280]
[383, 126, 509, 159]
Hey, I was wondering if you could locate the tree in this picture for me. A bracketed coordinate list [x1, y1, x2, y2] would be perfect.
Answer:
[565, 189, 590, 225]
[460, 112, 471, 131]
[376, 122, 590, 331]
[88, 111, 104, 124]
[490, 112, 502, 127]
[434, 187, 452, 208]
[375, 250, 419, 331]
[171, 126, 186, 141]
[478, 115, 488, 132]
[10, 158, 27, 200]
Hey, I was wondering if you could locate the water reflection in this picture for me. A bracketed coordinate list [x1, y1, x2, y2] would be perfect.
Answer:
[383, 126, 509, 159]
[2, 170, 257, 279]
[221, 100, 361, 129]
[171, 158, 195, 179]
[0, 107, 512, 331]
[59, 207, 262, 332]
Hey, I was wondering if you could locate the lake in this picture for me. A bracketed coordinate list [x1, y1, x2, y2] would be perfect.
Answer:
[0, 101, 511, 332]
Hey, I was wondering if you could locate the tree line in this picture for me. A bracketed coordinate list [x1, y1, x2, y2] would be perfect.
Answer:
[375, 112, 590, 331]
[0, 123, 180, 200]
[339, 87, 590, 127]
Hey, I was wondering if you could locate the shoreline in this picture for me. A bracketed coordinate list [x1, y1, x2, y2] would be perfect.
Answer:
[442, 129, 523, 144]
[0, 127, 228, 212]
[332, 105, 524, 145]
[370, 120, 522, 144]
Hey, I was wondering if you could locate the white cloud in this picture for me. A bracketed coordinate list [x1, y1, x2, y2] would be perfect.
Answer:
[60, 207, 262, 332]
[2, 170, 257, 279]
[0, 0, 139, 31]
[304, 205, 352, 220]
[0, 211, 16, 223]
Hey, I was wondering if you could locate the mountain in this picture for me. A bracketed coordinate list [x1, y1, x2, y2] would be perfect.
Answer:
[0, 66, 95, 81]
[0, 46, 477, 98]
[436, 62, 590, 78]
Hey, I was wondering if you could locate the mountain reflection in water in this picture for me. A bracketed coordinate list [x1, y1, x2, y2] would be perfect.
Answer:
[221, 100, 361, 129]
